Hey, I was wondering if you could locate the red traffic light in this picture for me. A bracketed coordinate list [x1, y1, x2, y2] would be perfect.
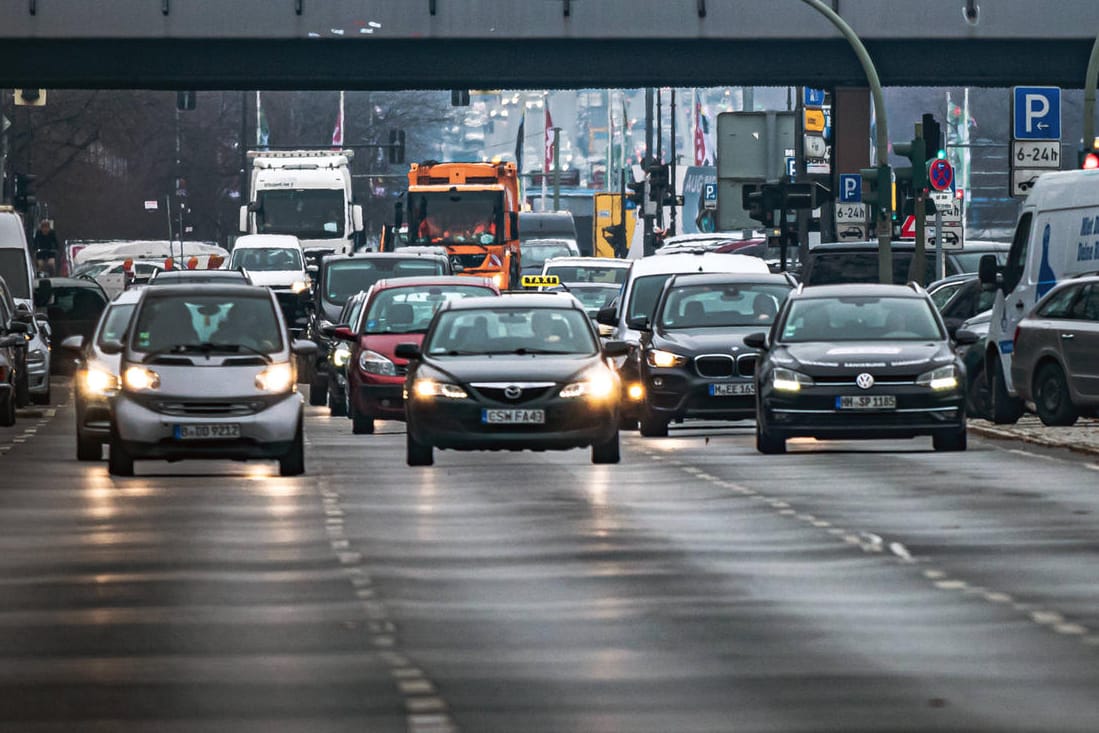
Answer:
[1083, 152, 1099, 170]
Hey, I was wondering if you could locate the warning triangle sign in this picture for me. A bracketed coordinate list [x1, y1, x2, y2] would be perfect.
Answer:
[900, 215, 917, 239]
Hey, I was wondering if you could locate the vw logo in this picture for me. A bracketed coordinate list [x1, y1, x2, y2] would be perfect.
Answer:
[504, 385, 523, 399]
[856, 373, 875, 390]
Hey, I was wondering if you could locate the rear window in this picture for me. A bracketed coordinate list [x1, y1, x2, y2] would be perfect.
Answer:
[544, 264, 626, 285]
[323, 259, 446, 304]
[806, 251, 949, 286]
[0, 249, 31, 299]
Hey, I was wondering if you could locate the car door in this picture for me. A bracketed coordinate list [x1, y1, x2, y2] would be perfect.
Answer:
[1062, 284, 1099, 400]
[1049, 284, 1094, 400]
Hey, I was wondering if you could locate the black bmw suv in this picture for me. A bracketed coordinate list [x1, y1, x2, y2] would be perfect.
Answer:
[636, 272, 795, 436]
[747, 283, 973, 454]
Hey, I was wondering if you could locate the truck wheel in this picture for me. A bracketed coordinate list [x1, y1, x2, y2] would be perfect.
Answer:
[1034, 363, 1079, 426]
[990, 359, 1024, 425]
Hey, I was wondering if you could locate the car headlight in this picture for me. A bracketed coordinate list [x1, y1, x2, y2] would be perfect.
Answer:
[123, 366, 160, 391]
[646, 349, 688, 368]
[627, 382, 645, 401]
[560, 368, 617, 400]
[290, 280, 310, 294]
[358, 349, 397, 376]
[412, 379, 468, 400]
[26, 349, 46, 365]
[332, 345, 350, 368]
[492, 273, 505, 288]
[917, 364, 959, 391]
[83, 365, 119, 395]
[255, 362, 294, 393]
[771, 367, 813, 393]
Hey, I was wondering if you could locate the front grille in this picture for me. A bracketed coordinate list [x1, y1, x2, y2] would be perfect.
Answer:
[737, 355, 758, 378]
[154, 400, 264, 417]
[814, 373, 919, 386]
[695, 355, 735, 378]
[472, 386, 554, 404]
[451, 253, 487, 269]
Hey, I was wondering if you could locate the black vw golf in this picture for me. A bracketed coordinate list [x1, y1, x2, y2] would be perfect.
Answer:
[747, 283, 972, 454]
[636, 272, 795, 436]
[398, 294, 628, 466]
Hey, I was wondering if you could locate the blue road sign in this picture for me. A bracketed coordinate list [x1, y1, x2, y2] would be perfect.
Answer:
[803, 88, 826, 107]
[786, 157, 796, 178]
[702, 182, 717, 202]
[928, 159, 954, 192]
[1013, 86, 1061, 140]
[838, 174, 861, 203]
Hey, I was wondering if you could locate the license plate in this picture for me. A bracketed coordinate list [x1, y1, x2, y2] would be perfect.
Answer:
[173, 423, 242, 440]
[481, 409, 546, 425]
[835, 395, 896, 410]
[710, 382, 755, 396]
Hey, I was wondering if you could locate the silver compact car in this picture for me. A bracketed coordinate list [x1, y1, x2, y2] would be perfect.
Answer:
[104, 285, 316, 477]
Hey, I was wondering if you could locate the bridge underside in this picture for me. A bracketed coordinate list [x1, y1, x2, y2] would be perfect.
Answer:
[0, 38, 1091, 90]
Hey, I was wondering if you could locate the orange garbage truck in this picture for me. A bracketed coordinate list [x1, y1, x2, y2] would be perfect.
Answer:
[404, 161, 521, 289]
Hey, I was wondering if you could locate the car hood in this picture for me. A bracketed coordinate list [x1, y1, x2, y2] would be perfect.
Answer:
[246, 270, 305, 288]
[773, 340, 953, 376]
[653, 326, 766, 356]
[360, 332, 426, 362]
[421, 353, 598, 386]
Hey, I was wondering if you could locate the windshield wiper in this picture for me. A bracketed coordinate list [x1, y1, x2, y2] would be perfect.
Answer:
[480, 348, 578, 356]
[140, 344, 192, 363]
[198, 342, 274, 362]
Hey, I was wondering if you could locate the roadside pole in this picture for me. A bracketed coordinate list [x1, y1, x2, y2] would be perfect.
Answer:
[798, 0, 892, 284]
[552, 126, 561, 212]
[935, 206, 945, 281]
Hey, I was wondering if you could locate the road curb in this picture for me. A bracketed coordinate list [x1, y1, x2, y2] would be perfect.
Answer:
[969, 422, 1099, 458]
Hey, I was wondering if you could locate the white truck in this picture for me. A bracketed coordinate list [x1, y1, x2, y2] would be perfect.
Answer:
[239, 150, 364, 262]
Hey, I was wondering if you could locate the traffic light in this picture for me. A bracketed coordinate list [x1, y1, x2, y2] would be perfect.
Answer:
[922, 113, 944, 160]
[894, 135, 927, 192]
[859, 165, 891, 211]
[783, 181, 832, 210]
[12, 173, 36, 212]
[602, 224, 627, 258]
[388, 129, 406, 165]
[742, 184, 782, 226]
[647, 163, 669, 203]
[626, 179, 647, 208]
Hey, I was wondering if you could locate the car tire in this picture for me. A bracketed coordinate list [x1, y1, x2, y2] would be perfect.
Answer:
[30, 382, 51, 405]
[406, 430, 433, 466]
[618, 414, 638, 431]
[328, 386, 347, 417]
[1034, 362, 1079, 427]
[107, 431, 134, 477]
[990, 358, 1024, 425]
[638, 412, 669, 437]
[932, 427, 967, 452]
[0, 389, 14, 427]
[76, 431, 101, 461]
[965, 365, 989, 420]
[591, 430, 621, 464]
[350, 402, 375, 434]
[279, 423, 306, 477]
[15, 372, 29, 408]
[309, 373, 328, 406]
[756, 423, 786, 455]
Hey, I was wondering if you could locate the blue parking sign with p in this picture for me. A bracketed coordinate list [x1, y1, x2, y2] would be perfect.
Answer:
[703, 183, 717, 202]
[839, 174, 861, 203]
[1013, 86, 1060, 140]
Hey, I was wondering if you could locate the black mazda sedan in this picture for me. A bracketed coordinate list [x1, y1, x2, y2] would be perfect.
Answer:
[747, 283, 972, 454]
[397, 294, 628, 466]
[636, 272, 795, 436]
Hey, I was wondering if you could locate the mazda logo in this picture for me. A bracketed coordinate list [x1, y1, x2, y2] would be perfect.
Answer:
[856, 373, 875, 390]
[504, 385, 522, 399]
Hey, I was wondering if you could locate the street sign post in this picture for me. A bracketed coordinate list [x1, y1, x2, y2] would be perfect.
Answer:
[838, 174, 861, 203]
[834, 202, 867, 241]
[1010, 87, 1061, 199]
[702, 182, 717, 210]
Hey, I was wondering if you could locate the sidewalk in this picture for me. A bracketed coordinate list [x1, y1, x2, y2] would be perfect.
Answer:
[970, 416, 1099, 457]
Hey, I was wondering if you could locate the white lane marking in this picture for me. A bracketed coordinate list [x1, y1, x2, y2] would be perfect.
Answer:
[889, 542, 914, 562]
[1086, 464, 1099, 472]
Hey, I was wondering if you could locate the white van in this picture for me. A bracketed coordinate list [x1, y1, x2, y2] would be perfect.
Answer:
[595, 251, 770, 427]
[980, 169, 1099, 422]
[229, 234, 308, 292]
[0, 207, 36, 309]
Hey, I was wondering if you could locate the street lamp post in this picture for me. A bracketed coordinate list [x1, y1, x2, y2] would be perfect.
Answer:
[797, 0, 893, 284]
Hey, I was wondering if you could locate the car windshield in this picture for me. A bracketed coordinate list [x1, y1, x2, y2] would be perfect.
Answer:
[97, 303, 136, 347]
[72, 262, 111, 279]
[130, 294, 284, 354]
[324, 259, 447, 305]
[45, 287, 107, 321]
[522, 242, 574, 268]
[951, 249, 1008, 273]
[230, 247, 303, 272]
[544, 263, 626, 284]
[807, 251, 942, 286]
[150, 272, 246, 285]
[660, 283, 791, 329]
[780, 296, 943, 342]
[257, 189, 344, 239]
[407, 190, 502, 246]
[363, 285, 492, 334]
[426, 307, 597, 356]
[0, 249, 30, 299]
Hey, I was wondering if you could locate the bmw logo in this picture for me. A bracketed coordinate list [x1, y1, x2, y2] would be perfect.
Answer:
[856, 373, 875, 390]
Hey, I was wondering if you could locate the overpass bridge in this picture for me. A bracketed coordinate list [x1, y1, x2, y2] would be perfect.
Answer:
[0, 0, 1095, 89]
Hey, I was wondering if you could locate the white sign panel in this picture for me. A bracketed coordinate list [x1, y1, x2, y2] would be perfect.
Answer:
[929, 191, 962, 221]
[836, 223, 866, 241]
[834, 202, 867, 223]
[1011, 169, 1045, 197]
[144, 200, 159, 211]
[927, 223, 964, 250]
[1012, 140, 1060, 169]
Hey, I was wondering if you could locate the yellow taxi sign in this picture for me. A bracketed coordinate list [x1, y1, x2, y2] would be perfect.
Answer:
[804, 109, 826, 133]
[521, 275, 560, 288]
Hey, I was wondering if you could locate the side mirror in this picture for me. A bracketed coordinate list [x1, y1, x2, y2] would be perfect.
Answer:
[743, 332, 769, 350]
[326, 325, 356, 342]
[6, 321, 29, 335]
[954, 329, 980, 346]
[0, 335, 21, 348]
[306, 264, 319, 277]
[291, 339, 319, 356]
[595, 305, 618, 327]
[60, 335, 85, 353]
[99, 338, 124, 355]
[977, 253, 999, 289]
[394, 342, 421, 361]
[352, 204, 365, 233]
[602, 340, 629, 358]
[11, 309, 33, 324]
[625, 315, 651, 331]
[239, 204, 250, 233]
